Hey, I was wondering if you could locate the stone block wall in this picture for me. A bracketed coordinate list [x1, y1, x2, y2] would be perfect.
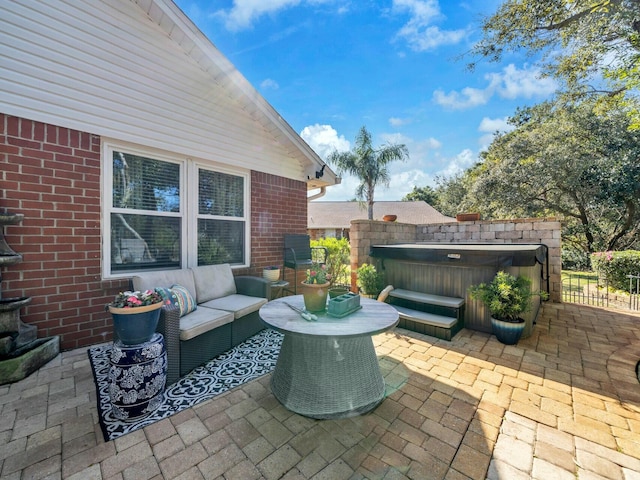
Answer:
[350, 217, 562, 302]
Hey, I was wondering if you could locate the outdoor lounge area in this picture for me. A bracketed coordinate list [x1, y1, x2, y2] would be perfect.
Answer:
[1, 301, 638, 479]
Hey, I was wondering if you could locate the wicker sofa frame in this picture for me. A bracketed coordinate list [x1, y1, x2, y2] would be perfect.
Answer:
[132, 269, 271, 385]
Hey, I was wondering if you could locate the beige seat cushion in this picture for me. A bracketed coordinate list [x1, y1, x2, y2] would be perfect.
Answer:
[179, 307, 234, 341]
[191, 264, 237, 303]
[200, 294, 267, 320]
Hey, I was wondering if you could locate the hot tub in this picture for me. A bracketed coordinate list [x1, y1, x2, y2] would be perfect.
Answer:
[370, 243, 548, 336]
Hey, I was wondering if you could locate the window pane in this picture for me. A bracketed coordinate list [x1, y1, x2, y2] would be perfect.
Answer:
[113, 151, 180, 212]
[198, 219, 244, 265]
[198, 170, 244, 216]
[111, 213, 181, 271]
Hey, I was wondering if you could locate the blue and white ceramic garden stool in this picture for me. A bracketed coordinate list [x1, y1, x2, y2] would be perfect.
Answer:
[108, 333, 167, 420]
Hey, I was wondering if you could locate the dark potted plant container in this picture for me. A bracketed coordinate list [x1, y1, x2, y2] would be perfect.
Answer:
[468, 271, 548, 345]
[328, 285, 350, 298]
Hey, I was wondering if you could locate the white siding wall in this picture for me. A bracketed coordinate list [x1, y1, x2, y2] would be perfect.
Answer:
[1, 0, 308, 179]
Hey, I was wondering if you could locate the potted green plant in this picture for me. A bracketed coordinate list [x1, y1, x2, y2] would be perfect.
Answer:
[312, 238, 351, 297]
[468, 271, 548, 345]
[356, 263, 384, 298]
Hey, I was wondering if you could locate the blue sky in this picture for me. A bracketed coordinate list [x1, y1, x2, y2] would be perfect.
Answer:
[175, 0, 556, 201]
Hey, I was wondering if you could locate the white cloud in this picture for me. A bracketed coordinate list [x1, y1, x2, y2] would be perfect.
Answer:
[377, 168, 433, 200]
[489, 64, 557, 99]
[389, 116, 411, 127]
[260, 78, 279, 90]
[380, 132, 412, 145]
[438, 148, 476, 177]
[319, 175, 361, 201]
[392, 0, 467, 51]
[380, 132, 441, 169]
[477, 116, 515, 151]
[215, 0, 333, 31]
[478, 116, 511, 133]
[433, 64, 557, 110]
[432, 86, 492, 110]
[300, 124, 350, 160]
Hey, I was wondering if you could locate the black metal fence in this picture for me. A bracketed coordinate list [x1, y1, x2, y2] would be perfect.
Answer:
[562, 272, 640, 311]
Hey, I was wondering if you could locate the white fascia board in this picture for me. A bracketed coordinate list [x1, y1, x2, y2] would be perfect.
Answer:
[150, 0, 338, 185]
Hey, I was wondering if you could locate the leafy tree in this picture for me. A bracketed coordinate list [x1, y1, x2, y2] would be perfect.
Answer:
[403, 185, 438, 204]
[327, 126, 409, 220]
[468, 99, 640, 255]
[470, 0, 640, 126]
[432, 172, 477, 217]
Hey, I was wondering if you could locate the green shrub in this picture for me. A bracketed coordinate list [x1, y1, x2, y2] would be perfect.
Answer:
[561, 247, 590, 271]
[468, 271, 547, 322]
[590, 250, 640, 292]
[311, 237, 350, 286]
[356, 263, 385, 296]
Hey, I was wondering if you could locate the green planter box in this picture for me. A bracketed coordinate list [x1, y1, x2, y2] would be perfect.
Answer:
[327, 293, 361, 317]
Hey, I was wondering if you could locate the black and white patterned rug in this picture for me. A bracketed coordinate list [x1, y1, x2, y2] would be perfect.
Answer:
[88, 329, 283, 442]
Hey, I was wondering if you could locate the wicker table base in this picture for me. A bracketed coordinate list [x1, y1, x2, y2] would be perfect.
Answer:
[260, 295, 398, 419]
[271, 334, 385, 419]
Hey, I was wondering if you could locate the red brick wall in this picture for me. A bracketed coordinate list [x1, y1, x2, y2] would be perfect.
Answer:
[248, 171, 308, 276]
[1, 114, 125, 350]
[1, 114, 308, 350]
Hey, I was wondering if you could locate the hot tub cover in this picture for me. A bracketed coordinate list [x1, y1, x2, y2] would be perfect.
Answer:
[369, 243, 547, 267]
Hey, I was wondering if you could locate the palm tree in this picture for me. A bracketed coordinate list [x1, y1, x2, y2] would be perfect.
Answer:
[327, 126, 409, 220]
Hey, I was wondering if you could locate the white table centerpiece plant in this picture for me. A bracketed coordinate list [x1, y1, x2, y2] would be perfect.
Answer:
[300, 262, 331, 312]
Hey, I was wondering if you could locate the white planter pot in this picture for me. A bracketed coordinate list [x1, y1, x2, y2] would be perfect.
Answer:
[263, 268, 280, 282]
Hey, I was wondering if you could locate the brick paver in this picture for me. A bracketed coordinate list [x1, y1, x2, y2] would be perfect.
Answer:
[0, 302, 638, 479]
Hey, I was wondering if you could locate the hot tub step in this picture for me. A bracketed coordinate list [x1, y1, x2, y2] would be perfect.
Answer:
[388, 289, 464, 309]
[392, 306, 463, 341]
[393, 306, 457, 328]
[383, 287, 465, 341]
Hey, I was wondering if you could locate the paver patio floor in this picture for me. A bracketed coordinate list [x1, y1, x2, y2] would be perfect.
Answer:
[1, 302, 639, 479]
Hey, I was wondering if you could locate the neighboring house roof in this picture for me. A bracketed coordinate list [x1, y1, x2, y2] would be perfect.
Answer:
[308, 201, 455, 229]
[1, 0, 337, 190]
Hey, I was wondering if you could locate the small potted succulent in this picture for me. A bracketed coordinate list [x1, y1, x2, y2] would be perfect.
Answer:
[468, 271, 548, 344]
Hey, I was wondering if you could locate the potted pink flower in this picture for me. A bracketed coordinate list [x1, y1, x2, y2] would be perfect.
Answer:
[300, 262, 331, 312]
[107, 289, 165, 345]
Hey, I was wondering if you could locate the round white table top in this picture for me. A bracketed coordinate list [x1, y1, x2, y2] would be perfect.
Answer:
[260, 295, 398, 339]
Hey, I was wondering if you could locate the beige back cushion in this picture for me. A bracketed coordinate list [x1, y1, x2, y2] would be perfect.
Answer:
[191, 264, 237, 303]
[132, 269, 197, 302]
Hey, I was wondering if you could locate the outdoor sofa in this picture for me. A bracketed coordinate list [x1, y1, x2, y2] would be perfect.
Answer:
[132, 264, 270, 384]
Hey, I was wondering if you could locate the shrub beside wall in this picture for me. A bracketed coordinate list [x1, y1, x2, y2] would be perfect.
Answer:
[591, 250, 640, 293]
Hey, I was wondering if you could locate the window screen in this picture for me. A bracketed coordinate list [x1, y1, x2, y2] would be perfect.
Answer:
[110, 152, 181, 271]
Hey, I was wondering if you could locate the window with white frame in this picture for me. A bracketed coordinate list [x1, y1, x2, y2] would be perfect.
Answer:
[104, 144, 249, 277]
[196, 168, 246, 266]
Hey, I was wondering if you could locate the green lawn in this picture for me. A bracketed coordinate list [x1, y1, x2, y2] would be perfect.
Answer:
[561, 270, 598, 295]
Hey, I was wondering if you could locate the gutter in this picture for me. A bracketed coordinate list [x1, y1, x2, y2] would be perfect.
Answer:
[307, 187, 327, 202]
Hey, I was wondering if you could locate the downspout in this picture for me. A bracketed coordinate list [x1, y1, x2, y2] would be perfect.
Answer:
[307, 186, 326, 202]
